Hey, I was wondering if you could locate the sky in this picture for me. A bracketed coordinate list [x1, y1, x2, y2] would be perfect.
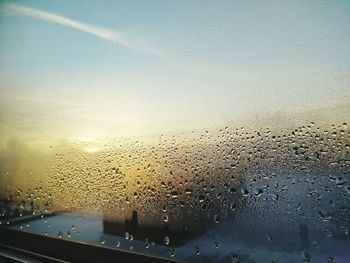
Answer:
[0, 0, 350, 141]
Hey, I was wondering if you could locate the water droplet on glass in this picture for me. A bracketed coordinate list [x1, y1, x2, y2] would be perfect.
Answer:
[169, 248, 175, 257]
[115, 240, 121, 248]
[335, 177, 346, 187]
[213, 240, 219, 248]
[253, 187, 263, 197]
[325, 228, 334, 237]
[241, 188, 249, 196]
[231, 253, 239, 263]
[295, 203, 302, 211]
[319, 210, 333, 222]
[229, 201, 236, 211]
[340, 225, 349, 235]
[185, 188, 193, 195]
[164, 236, 170, 245]
[229, 187, 237, 194]
[214, 214, 220, 224]
[268, 191, 279, 201]
[266, 233, 273, 243]
[345, 185, 350, 195]
[195, 245, 200, 255]
[171, 191, 178, 198]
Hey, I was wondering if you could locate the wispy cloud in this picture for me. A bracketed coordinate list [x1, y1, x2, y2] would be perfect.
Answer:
[3, 3, 168, 59]
[2, 3, 233, 74]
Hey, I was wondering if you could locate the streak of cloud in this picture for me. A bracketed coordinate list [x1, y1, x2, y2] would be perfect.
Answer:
[2, 3, 235, 74]
[3, 3, 169, 60]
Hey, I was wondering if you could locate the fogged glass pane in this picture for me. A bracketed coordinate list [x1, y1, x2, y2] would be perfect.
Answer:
[0, 1, 349, 262]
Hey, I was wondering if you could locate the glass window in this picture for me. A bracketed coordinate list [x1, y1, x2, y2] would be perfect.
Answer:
[1, 1, 349, 262]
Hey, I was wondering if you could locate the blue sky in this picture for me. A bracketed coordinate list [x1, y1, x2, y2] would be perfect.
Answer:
[0, 0, 350, 139]
[2, 1, 350, 74]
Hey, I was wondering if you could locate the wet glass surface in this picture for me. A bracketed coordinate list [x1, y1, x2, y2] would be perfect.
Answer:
[1, 1, 350, 262]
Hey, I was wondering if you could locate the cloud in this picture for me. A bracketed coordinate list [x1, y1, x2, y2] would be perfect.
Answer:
[1, 3, 247, 75]
[3, 3, 168, 59]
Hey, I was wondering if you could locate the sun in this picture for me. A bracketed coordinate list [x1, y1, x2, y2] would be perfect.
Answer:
[84, 145, 101, 153]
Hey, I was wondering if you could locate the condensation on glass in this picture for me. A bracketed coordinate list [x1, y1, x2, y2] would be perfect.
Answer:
[0, 1, 350, 263]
